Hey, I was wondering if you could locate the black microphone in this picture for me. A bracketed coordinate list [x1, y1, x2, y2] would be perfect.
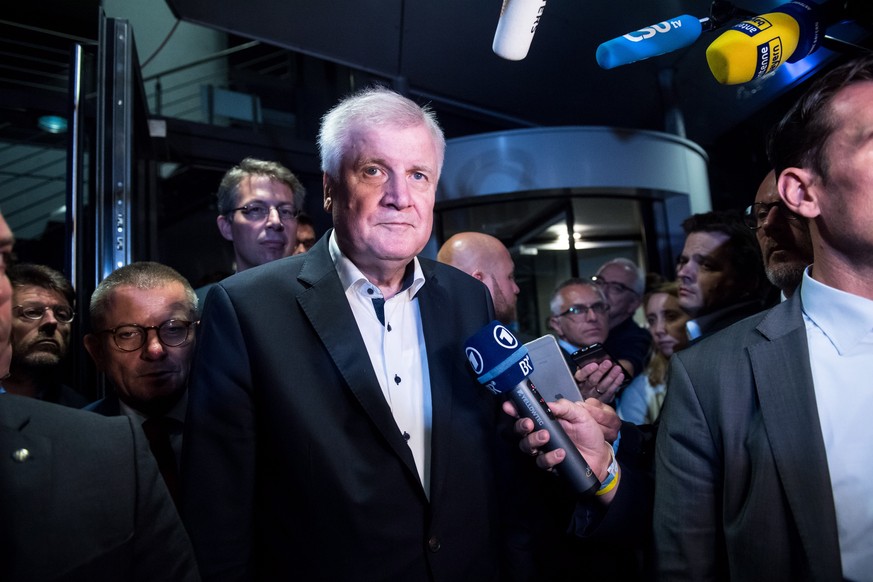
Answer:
[465, 321, 601, 496]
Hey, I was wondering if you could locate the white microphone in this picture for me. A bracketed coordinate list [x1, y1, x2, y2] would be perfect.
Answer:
[492, 0, 549, 61]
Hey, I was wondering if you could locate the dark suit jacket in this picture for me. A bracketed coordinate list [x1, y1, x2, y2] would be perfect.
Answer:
[84, 391, 123, 416]
[0, 394, 199, 581]
[182, 235, 530, 581]
[654, 293, 842, 581]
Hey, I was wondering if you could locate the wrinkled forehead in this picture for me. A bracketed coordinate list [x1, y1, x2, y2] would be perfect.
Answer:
[560, 284, 602, 306]
[13, 285, 70, 306]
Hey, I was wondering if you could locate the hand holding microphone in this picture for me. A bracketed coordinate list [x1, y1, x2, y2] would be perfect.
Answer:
[465, 321, 605, 496]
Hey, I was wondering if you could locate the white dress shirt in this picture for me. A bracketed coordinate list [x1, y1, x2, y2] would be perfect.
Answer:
[329, 232, 432, 496]
[800, 268, 873, 581]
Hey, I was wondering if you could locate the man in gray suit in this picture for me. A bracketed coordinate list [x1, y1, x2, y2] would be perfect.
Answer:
[654, 56, 873, 580]
[0, 211, 199, 581]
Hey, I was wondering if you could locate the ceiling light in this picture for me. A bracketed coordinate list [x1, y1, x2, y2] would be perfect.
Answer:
[37, 115, 68, 134]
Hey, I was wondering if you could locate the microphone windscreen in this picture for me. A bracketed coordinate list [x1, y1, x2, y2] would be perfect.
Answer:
[492, 0, 548, 61]
[464, 321, 533, 394]
[706, 10, 801, 85]
[596, 14, 703, 70]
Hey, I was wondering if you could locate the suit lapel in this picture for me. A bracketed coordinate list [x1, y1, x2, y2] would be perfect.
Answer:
[748, 297, 843, 579]
[416, 262, 454, 502]
[295, 239, 420, 483]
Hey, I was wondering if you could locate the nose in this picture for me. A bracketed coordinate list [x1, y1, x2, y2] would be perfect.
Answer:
[676, 261, 695, 282]
[383, 174, 412, 210]
[38, 309, 59, 330]
[511, 280, 520, 296]
[141, 329, 168, 360]
[760, 205, 782, 231]
[651, 317, 666, 337]
[264, 205, 285, 230]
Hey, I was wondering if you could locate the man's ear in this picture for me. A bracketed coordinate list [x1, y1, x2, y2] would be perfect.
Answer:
[216, 215, 234, 242]
[778, 167, 821, 219]
[323, 174, 333, 212]
[471, 270, 486, 283]
[83, 333, 105, 371]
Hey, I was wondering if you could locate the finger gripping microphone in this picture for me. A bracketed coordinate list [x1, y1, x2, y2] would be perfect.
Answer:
[492, 0, 549, 61]
[706, 1, 825, 85]
[596, 14, 704, 69]
[465, 321, 601, 496]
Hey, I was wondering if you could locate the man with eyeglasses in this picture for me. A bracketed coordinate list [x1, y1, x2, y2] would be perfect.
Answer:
[84, 261, 198, 502]
[2, 264, 87, 407]
[0, 215, 200, 580]
[745, 170, 813, 298]
[549, 278, 627, 401]
[197, 158, 307, 308]
[592, 258, 652, 377]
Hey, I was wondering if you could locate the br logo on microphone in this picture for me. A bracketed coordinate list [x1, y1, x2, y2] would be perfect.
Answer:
[492, 324, 518, 349]
[465, 347, 485, 375]
[623, 18, 686, 43]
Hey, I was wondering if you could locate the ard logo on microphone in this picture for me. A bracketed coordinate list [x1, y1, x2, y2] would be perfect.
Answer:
[623, 18, 686, 43]
[492, 324, 518, 349]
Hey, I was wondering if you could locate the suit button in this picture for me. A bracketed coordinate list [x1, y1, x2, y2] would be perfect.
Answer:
[12, 448, 30, 463]
[427, 536, 441, 553]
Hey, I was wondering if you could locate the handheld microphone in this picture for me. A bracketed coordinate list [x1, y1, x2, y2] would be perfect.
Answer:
[596, 14, 704, 70]
[492, 0, 549, 61]
[465, 321, 601, 496]
[706, 1, 825, 85]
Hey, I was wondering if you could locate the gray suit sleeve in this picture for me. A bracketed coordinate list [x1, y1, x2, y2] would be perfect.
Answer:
[653, 352, 723, 580]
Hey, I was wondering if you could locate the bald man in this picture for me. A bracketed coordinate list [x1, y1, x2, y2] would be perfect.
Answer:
[746, 171, 813, 297]
[437, 232, 520, 325]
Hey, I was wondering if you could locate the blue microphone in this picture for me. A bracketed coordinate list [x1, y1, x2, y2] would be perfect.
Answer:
[465, 321, 601, 496]
[596, 14, 704, 69]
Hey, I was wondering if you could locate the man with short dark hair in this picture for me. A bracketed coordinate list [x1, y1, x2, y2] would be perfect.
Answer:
[197, 158, 307, 307]
[215, 157, 306, 272]
[2, 264, 86, 407]
[293, 212, 317, 255]
[655, 56, 873, 580]
[676, 209, 767, 341]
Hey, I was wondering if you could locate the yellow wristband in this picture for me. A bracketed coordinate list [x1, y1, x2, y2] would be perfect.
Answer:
[595, 464, 620, 496]
[595, 442, 619, 497]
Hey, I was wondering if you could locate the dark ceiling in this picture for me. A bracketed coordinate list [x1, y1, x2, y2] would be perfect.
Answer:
[1, 0, 872, 253]
[164, 0, 872, 144]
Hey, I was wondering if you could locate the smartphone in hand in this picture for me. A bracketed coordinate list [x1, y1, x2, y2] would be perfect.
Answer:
[570, 343, 632, 388]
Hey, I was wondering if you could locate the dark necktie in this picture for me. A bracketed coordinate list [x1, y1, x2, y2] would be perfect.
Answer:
[141, 417, 181, 504]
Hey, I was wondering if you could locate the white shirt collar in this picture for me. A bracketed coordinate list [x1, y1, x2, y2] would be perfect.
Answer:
[328, 231, 425, 300]
[800, 266, 873, 355]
